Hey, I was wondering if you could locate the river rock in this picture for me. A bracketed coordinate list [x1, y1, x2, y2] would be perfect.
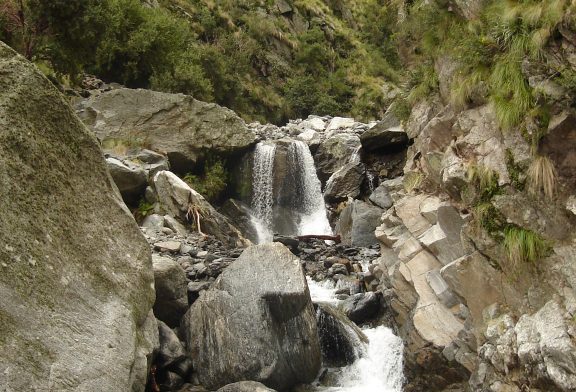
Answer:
[216, 381, 277, 392]
[153, 171, 248, 247]
[152, 255, 189, 328]
[324, 162, 365, 203]
[77, 88, 256, 171]
[106, 157, 147, 204]
[338, 292, 382, 324]
[316, 303, 368, 366]
[314, 133, 361, 184]
[337, 200, 383, 247]
[156, 320, 192, 390]
[0, 43, 156, 391]
[369, 183, 394, 209]
[181, 243, 321, 391]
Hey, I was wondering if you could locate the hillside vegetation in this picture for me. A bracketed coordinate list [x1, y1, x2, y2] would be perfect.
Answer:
[1, 0, 575, 128]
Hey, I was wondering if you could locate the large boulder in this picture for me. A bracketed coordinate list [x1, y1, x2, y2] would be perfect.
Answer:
[0, 43, 156, 391]
[153, 171, 248, 247]
[106, 157, 147, 204]
[360, 120, 408, 152]
[217, 381, 277, 392]
[152, 255, 189, 328]
[323, 162, 365, 203]
[181, 243, 321, 391]
[337, 200, 383, 247]
[314, 133, 361, 184]
[77, 88, 256, 171]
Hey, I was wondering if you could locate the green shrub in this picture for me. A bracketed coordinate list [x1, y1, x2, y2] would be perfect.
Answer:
[183, 159, 228, 202]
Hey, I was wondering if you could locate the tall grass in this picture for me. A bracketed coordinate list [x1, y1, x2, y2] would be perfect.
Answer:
[527, 155, 557, 199]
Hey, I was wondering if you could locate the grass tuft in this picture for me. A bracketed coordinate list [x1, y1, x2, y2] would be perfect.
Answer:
[527, 155, 557, 199]
[503, 226, 551, 267]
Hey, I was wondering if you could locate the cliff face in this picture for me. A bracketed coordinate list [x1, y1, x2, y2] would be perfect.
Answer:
[0, 42, 157, 391]
[363, 1, 576, 390]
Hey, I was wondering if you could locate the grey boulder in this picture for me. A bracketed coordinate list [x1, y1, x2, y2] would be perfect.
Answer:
[0, 42, 156, 392]
[106, 157, 147, 204]
[153, 170, 248, 247]
[339, 292, 382, 324]
[360, 118, 408, 152]
[369, 183, 394, 209]
[324, 162, 365, 203]
[77, 88, 256, 171]
[153, 255, 189, 328]
[181, 243, 321, 391]
[337, 200, 383, 247]
[216, 381, 277, 392]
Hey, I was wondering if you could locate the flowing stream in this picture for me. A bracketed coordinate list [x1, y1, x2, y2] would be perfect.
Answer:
[307, 278, 404, 392]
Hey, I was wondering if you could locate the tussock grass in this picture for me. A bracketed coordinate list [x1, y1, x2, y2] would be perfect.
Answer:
[527, 155, 557, 199]
[504, 226, 550, 267]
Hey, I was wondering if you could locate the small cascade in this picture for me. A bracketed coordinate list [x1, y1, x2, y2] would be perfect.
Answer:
[251, 142, 276, 243]
[367, 171, 377, 193]
[307, 277, 404, 392]
[287, 140, 332, 236]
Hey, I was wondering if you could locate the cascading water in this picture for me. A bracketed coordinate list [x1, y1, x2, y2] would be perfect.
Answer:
[251, 142, 276, 243]
[250, 139, 332, 243]
[287, 141, 332, 236]
[307, 277, 405, 392]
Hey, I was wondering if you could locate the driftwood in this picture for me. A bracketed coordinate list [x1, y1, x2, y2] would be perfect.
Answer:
[296, 234, 341, 243]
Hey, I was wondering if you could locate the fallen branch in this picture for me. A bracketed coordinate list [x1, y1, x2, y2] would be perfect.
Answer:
[296, 234, 341, 243]
[186, 194, 207, 237]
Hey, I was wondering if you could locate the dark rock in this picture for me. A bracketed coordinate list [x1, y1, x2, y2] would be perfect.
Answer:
[273, 235, 300, 253]
[360, 120, 408, 152]
[339, 292, 382, 324]
[316, 303, 368, 367]
[181, 243, 321, 391]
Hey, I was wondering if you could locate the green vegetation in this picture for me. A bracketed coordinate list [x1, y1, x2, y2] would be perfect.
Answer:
[466, 164, 500, 202]
[503, 226, 551, 266]
[0, 0, 401, 124]
[137, 198, 154, 217]
[183, 159, 227, 202]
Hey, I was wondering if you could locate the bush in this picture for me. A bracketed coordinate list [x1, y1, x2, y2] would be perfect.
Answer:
[183, 159, 228, 202]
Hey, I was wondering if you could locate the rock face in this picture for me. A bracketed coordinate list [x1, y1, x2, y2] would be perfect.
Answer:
[181, 243, 321, 391]
[0, 43, 156, 391]
[77, 88, 256, 170]
[314, 133, 361, 184]
[324, 162, 365, 203]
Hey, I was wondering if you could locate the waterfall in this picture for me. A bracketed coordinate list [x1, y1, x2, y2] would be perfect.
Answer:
[307, 277, 405, 392]
[287, 140, 332, 236]
[251, 142, 276, 243]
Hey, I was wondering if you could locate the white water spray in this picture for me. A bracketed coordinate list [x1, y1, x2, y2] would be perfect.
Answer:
[307, 278, 404, 392]
[288, 141, 332, 236]
[251, 142, 276, 243]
